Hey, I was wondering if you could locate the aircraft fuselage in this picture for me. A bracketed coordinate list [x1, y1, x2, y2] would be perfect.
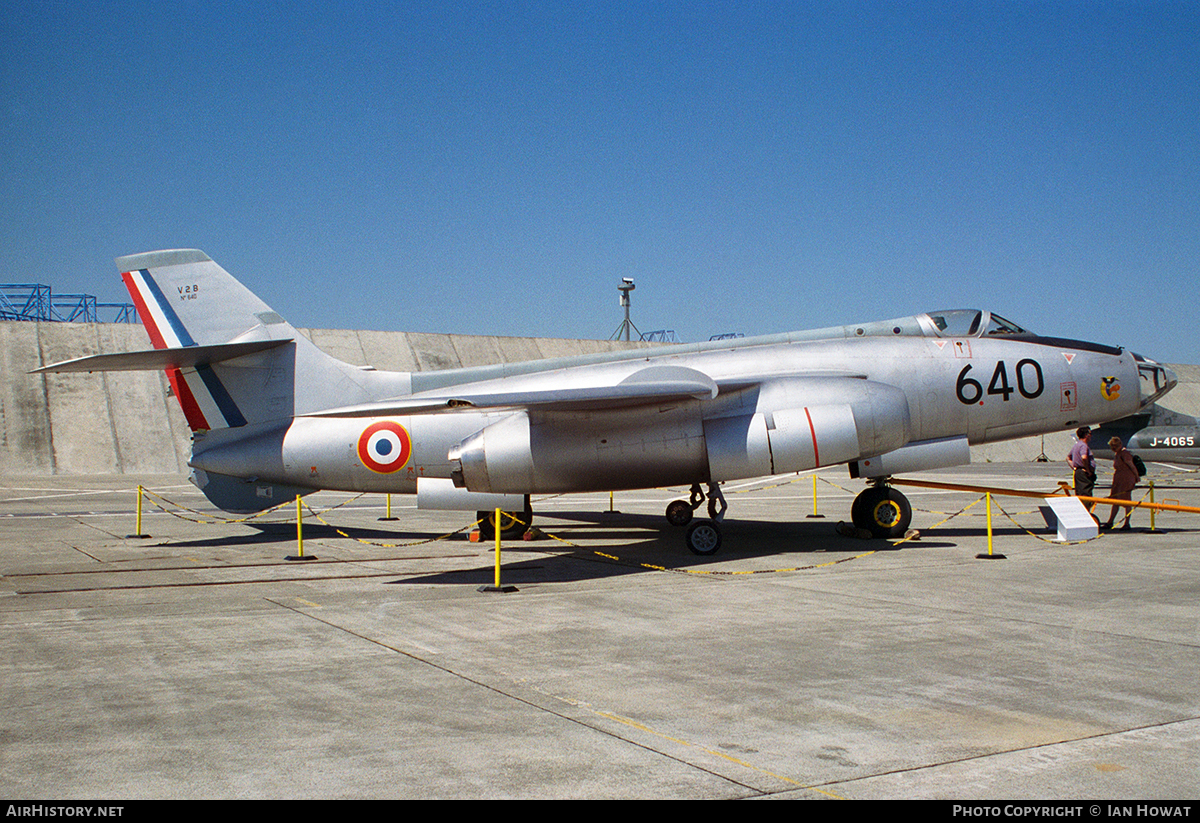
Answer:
[190, 331, 1144, 496]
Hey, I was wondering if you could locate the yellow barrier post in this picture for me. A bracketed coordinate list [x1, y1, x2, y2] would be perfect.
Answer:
[379, 493, 398, 521]
[806, 474, 825, 518]
[1147, 480, 1160, 533]
[126, 484, 151, 539]
[287, 494, 317, 561]
[976, 492, 1007, 560]
[602, 490, 620, 515]
[478, 507, 517, 592]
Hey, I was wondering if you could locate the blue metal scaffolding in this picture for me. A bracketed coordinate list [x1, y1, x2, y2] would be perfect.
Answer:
[639, 329, 682, 343]
[0, 284, 137, 323]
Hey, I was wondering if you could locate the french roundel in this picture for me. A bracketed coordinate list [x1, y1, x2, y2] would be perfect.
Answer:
[357, 421, 412, 474]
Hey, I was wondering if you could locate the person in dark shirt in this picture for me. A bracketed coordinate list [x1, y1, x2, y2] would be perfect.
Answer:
[1067, 426, 1097, 508]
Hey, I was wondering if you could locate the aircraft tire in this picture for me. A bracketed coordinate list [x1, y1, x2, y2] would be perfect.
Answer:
[666, 499, 694, 527]
[851, 487, 912, 539]
[685, 520, 722, 555]
[477, 500, 533, 540]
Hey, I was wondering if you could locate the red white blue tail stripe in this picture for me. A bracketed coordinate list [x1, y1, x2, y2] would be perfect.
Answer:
[122, 268, 246, 432]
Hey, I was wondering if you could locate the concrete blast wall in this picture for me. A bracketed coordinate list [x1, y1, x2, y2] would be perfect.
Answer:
[2, 320, 1195, 476]
[0, 322, 656, 476]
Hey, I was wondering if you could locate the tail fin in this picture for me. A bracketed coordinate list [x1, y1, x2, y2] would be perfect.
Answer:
[117, 249, 407, 432]
[118, 250, 283, 350]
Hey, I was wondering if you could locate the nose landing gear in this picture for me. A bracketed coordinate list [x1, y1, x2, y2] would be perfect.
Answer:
[665, 482, 727, 526]
[685, 520, 722, 555]
[668, 482, 728, 554]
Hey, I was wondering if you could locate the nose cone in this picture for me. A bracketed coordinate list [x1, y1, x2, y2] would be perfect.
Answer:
[1134, 353, 1177, 409]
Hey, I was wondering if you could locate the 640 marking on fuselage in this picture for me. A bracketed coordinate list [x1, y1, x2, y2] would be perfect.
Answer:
[956, 359, 1044, 405]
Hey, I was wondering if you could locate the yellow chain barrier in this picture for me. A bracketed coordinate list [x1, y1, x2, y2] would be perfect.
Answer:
[302, 501, 482, 548]
[140, 488, 301, 524]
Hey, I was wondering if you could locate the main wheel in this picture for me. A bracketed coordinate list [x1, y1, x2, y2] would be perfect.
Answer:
[685, 520, 722, 555]
[666, 499, 694, 527]
[477, 499, 533, 540]
[851, 487, 912, 539]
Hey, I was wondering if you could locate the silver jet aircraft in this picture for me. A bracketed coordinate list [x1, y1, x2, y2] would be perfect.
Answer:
[1092, 406, 1200, 466]
[1127, 426, 1200, 464]
[38, 250, 1177, 554]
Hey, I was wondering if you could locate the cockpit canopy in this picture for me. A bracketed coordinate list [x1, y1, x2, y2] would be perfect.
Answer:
[922, 310, 1029, 338]
[780, 309, 1037, 344]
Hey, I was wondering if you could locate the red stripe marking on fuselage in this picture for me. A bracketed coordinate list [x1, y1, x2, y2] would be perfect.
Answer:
[121, 271, 168, 350]
[168, 368, 211, 431]
[804, 407, 821, 467]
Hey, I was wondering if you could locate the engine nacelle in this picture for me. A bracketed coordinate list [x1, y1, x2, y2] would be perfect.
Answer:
[452, 404, 707, 494]
[703, 379, 913, 481]
[704, 406, 863, 479]
[450, 412, 536, 493]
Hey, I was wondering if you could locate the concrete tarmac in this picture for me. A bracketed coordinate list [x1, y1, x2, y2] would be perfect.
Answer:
[2, 463, 1198, 799]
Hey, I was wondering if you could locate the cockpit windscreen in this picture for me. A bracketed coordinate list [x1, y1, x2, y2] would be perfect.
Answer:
[926, 310, 1028, 338]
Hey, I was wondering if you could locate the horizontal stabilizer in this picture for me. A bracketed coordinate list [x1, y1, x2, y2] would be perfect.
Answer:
[303, 365, 719, 418]
[31, 338, 293, 374]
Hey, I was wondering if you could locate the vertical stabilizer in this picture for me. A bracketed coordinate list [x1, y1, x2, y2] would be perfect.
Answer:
[118, 249, 410, 432]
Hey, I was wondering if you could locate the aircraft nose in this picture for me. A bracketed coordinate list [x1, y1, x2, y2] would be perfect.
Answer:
[1134, 353, 1177, 408]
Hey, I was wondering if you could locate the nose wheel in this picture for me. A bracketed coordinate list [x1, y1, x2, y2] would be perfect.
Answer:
[666, 482, 728, 528]
[685, 520, 722, 555]
[670, 482, 727, 554]
[665, 499, 694, 526]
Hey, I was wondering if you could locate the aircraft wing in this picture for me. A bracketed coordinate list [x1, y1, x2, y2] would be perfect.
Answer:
[31, 339, 293, 373]
[303, 364, 720, 417]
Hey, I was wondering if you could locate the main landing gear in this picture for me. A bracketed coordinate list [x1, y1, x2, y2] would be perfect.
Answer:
[666, 482, 728, 555]
[476, 496, 533, 540]
[666, 478, 912, 555]
[850, 481, 912, 539]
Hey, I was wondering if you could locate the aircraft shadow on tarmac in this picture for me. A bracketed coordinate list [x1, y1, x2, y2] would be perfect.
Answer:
[385, 510, 961, 586]
[155, 509, 972, 582]
[158, 520, 445, 549]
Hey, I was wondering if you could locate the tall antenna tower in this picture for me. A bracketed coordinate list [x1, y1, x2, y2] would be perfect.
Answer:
[609, 278, 641, 342]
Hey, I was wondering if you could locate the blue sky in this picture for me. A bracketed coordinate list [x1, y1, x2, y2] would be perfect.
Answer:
[2, 1, 1197, 362]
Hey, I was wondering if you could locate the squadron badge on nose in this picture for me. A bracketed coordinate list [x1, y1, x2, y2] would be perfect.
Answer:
[1101, 376, 1121, 401]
